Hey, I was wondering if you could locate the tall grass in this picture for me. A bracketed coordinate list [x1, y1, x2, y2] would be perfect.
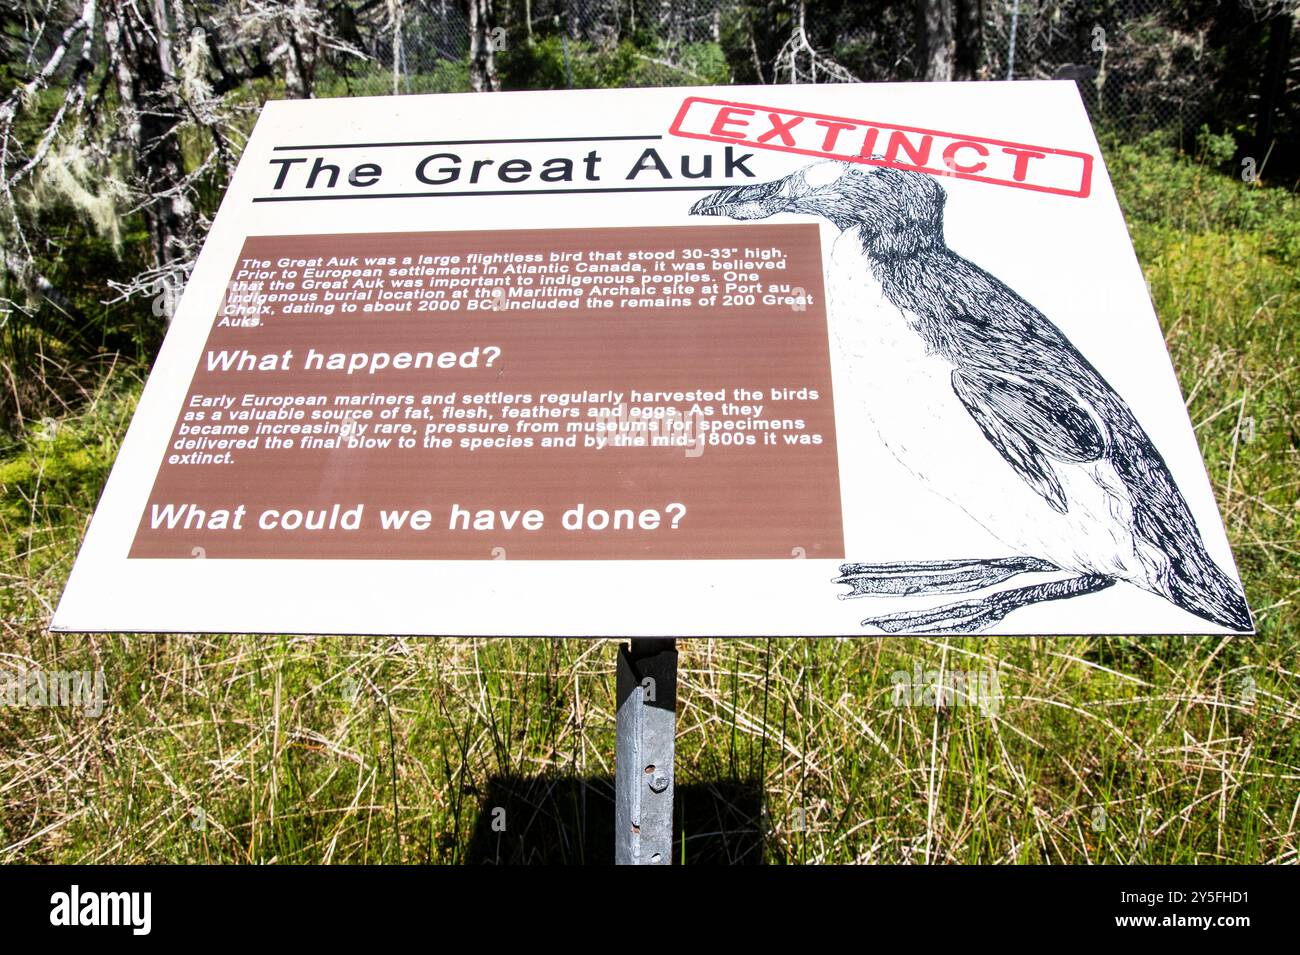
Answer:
[1, 141, 1296, 864]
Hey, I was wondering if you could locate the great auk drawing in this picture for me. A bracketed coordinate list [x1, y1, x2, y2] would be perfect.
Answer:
[691, 159, 1251, 634]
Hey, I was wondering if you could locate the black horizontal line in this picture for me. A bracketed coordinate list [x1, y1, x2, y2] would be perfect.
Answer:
[252, 184, 723, 202]
[271, 135, 663, 151]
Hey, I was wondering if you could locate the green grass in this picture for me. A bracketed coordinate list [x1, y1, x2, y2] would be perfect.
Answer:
[1, 141, 1296, 864]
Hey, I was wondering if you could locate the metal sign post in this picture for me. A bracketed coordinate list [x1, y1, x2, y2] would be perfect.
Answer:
[614, 639, 678, 865]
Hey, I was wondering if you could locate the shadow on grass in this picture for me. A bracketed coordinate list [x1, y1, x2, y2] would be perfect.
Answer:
[465, 774, 765, 864]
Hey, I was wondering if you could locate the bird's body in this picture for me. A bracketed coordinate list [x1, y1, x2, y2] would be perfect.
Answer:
[691, 159, 1251, 633]
[827, 226, 1173, 595]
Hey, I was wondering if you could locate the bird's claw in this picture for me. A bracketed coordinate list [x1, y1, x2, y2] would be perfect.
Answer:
[834, 556, 1058, 599]
[858, 596, 1008, 635]
[855, 572, 1116, 634]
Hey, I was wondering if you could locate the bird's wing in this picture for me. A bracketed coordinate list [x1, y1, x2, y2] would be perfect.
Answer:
[950, 367, 1107, 514]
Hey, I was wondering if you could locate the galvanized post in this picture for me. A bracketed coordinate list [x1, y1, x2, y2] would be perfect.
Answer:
[614, 638, 677, 865]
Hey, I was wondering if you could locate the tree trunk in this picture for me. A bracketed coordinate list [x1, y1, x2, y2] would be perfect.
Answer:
[278, 1, 319, 99]
[466, 0, 499, 93]
[915, 0, 954, 82]
[953, 0, 983, 81]
[104, 0, 195, 277]
[1255, 6, 1293, 162]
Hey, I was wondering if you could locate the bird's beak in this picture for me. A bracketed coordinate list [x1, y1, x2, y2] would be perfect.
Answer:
[690, 173, 794, 220]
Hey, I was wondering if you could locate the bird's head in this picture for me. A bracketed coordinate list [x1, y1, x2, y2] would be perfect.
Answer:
[690, 159, 946, 258]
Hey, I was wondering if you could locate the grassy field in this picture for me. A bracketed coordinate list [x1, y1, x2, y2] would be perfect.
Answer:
[1, 139, 1296, 864]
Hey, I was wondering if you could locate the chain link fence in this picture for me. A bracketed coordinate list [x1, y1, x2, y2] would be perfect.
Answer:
[348, 1, 1292, 149]
[986, 0, 1221, 141]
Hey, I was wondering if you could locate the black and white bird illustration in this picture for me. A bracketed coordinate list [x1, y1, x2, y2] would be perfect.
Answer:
[690, 160, 1251, 634]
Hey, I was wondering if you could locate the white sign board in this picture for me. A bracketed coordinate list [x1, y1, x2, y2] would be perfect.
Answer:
[53, 82, 1251, 637]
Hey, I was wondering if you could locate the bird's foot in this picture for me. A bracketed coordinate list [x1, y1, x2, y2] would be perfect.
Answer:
[858, 574, 1116, 635]
[834, 556, 1059, 600]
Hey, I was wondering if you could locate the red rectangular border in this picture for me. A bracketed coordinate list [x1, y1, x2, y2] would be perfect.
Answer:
[668, 96, 1094, 199]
